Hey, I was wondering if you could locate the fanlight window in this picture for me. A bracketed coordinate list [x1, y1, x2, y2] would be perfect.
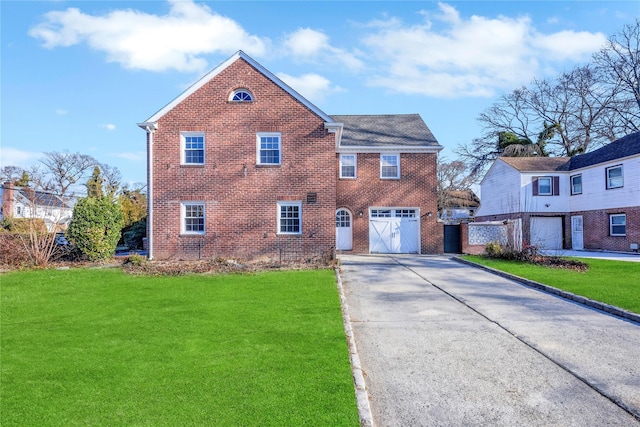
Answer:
[230, 89, 253, 102]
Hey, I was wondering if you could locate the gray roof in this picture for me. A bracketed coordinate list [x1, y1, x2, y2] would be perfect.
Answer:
[499, 157, 570, 172]
[498, 131, 640, 172]
[330, 114, 440, 148]
[566, 131, 640, 170]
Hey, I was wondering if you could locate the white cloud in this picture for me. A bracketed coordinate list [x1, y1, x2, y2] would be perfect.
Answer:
[362, 2, 607, 98]
[276, 72, 344, 104]
[55, 108, 68, 115]
[0, 147, 44, 169]
[29, 0, 269, 72]
[284, 28, 364, 72]
[102, 124, 116, 131]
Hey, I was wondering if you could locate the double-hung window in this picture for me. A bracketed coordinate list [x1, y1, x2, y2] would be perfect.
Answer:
[606, 165, 623, 189]
[257, 133, 281, 165]
[340, 154, 356, 178]
[610, 214, 626, 236]
[538, 177, 552, 195]
[181, 132, 205, 165]
[533, 176, 559, 196]
[380, 154, 400, 179]
[570, 174, 582, 195]
[182, 202, 205, 234]
[277, 201, 301, 235]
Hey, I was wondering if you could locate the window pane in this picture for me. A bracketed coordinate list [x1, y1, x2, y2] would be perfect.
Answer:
[259, 135, 281, 164]
[571, 175, 582, 194]
[279, 204, 300, 233]
[538, 177, 552, 195]
[381, 155, 399, 178]
[608, 166, 623, 188]
[341, 155, 356, 178]
[184, 135, 204, 164]
[184, 204, 204, 232]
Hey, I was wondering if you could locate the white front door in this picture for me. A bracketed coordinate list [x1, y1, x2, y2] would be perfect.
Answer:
[571, 215, 584, 250]
[369, 208, 420, 254]
[336, 209, 352, 250]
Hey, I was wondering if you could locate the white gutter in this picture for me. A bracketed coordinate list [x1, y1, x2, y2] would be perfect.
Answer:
[137, 121, 157, 260]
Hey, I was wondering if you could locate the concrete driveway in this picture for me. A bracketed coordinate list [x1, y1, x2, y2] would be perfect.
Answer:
[338, 254, 640, 426]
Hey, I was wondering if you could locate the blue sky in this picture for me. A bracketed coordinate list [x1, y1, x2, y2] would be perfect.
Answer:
[2, 0, 638, 187]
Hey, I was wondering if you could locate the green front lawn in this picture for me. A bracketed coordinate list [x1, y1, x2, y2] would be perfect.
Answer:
[1, 268, 359, 426]
[462, 255, 640, 314]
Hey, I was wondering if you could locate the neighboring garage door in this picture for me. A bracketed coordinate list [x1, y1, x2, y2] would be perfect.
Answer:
[530, 217, 563, 250]
[369, 208, 420, 254]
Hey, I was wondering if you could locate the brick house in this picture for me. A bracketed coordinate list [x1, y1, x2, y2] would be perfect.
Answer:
[474, 131, 640, 252]
[138, 51, 442, 260]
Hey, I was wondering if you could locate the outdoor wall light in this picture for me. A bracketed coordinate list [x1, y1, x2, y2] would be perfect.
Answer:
[358, 210, 363, 217]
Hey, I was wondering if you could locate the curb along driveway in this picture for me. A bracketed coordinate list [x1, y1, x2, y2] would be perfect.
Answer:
[338, 254, 640, 427]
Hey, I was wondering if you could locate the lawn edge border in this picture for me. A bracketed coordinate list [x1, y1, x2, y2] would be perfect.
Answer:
[452, 256, 640, 325]
[335, 267, 375, 427]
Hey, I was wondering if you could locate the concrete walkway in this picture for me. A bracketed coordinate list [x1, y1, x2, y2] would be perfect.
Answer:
[338, 254, 640, 426]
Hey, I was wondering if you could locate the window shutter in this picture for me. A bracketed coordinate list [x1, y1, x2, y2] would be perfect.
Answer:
[532, 176, 539, 196]
[553, 176, 560, 196]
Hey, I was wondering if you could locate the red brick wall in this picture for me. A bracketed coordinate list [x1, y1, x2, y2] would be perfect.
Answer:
[570, 207, 640, 252]
[150, 59, 336, 260]
[336, 152, 442, 254]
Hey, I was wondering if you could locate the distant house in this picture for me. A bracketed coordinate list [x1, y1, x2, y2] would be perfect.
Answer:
[439, 190, 480, 224]
[138, 51, 443, 260]
[0, 181, 74, 232]
[474, 131, 640, 252]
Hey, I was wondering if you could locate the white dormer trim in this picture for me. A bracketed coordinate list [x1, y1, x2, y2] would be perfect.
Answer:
[140, 51, 335, 126]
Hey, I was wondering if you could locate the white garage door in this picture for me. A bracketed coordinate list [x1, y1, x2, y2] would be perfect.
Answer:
[530, 217, 563, 250]
[369, 208, 420, 254]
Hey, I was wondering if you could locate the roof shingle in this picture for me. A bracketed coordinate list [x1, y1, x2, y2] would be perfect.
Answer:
[330, 114, 440, 148]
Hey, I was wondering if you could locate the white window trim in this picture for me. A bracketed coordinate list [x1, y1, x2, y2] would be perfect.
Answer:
[606, 165, 623, 189]
[277, 201, 302, 235]
[380, 153, 400, 179]
[180, 132, 205, 165]
[339, 154, 357, 179]
[256, 132, 282, 165]
[610, 213, 626, 236]
[181, 202, 205, 235]
[570, 174, 582, 195]
[229, 89, 253, 102]
[537, 176, 553, 196]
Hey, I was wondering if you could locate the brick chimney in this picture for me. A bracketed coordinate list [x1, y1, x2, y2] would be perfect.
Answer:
[2, 181, 15, 219]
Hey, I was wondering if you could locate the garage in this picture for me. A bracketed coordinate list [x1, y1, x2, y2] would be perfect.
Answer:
[530, 217, 563, 250]
[369, 208, 420, 253]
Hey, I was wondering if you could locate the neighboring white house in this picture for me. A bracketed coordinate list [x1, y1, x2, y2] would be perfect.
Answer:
[1, 182, 75, 232]
[475, 131, 640, 252]
[439, 190, 480, 224]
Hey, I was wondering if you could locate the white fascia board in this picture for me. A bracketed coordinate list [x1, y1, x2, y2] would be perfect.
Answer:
[325, 122, 343, 150]
[141, 51, 334, 125]
[337, 145, 443, 154]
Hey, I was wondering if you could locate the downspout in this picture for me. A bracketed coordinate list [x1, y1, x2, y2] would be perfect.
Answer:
[138, 122, 157, 260]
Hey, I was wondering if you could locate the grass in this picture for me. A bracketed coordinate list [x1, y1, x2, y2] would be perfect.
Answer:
[0, 268, 359, 426]
[461, 255, 640, 315]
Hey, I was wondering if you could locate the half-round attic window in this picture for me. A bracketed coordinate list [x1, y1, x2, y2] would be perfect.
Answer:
[230, 89, 253, 102]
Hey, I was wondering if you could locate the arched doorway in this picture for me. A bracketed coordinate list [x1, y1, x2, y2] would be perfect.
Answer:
[336, 209, 352, 250]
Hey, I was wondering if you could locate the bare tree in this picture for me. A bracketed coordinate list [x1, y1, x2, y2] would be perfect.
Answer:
[437, 157, 479, 216]
[35, 151, 98, 197]
[592, 18, 640, 134]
